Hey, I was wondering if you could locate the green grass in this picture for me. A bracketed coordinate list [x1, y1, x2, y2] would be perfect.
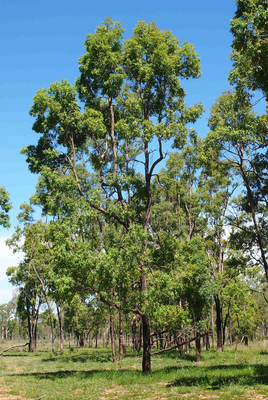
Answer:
[1, 342, 268, 399]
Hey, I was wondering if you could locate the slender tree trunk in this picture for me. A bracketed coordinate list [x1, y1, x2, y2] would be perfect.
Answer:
[26, 299, 35, 353]
[202, 333, 206, 349]
[118, 311, 124, 361]
[229, 320, 232, 344]
[142, 313, 151, 373]
[196, 332, 201, 362]
[215, 295, 223, 352]
[31, 264, 56, 355]
[206, 332, 210, 350]
[132, 316, 138, 352]
[185, 334, 189, 356]
[211, 305, 215, 349]
[29, 319, 35, 353]
[110, 314, 117, 362]
[56, 302, 64, 354]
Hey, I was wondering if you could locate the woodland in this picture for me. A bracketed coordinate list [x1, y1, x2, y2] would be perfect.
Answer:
[0, 0, 268, 385]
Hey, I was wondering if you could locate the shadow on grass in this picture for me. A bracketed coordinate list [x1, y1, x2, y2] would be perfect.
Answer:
[165, 363, 268, 390]
[42, 354, 112, 363]
[42, 349, 197, 364]
[9, 363, 268, 390]
[10, 368, 144, 381]
[2, 353, 30, 357]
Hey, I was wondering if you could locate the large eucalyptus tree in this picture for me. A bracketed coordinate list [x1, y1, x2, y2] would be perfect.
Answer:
[22, 18, 203, 372]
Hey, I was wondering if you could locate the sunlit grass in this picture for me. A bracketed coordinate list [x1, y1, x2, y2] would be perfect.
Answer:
[1, 341, 268, 399]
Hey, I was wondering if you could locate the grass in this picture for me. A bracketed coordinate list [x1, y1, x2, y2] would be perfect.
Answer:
[1, 341, 268, 399]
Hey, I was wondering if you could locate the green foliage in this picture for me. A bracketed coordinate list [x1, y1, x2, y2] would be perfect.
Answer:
[0, 186, 12, 228]
[230, 0, 268, 97]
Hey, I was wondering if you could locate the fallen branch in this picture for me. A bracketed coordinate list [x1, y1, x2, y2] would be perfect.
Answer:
[92, 354, 108, 361]
[28, 396, 46, 400]
[0, 342, 29, 356]
[150, 331, 212, 356]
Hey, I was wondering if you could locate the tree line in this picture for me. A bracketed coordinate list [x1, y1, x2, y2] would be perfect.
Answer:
[1, 0, 268, 373]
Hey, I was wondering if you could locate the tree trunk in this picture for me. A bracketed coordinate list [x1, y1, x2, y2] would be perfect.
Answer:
[202, 333, 206, 349]
[56, 302, 64, 354]
[32, 264, 56, 355]
[110, 314, 117, 362]
[132, 316, 139, 352]
[196, 332, 201, 362]
[79, 332, 85, 347]
[118, 311, 124, 361]
[211, 305, 215, 349]
[142, 313, 151, 373]
[215, 295, 223, 352]
[206, 332, 210, 350]
[27, 299, 35, 353]
[29, 319, 35, 353]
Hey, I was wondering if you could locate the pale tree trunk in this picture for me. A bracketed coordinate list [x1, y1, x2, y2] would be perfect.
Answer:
[28, 314, 35, 353]
[31, 264, 56, 355]
[26, 298, 36, 353]
[185, 335, 190, 356]
[56, 302, 64, 354]
[211, 305, 215, 349]
[110, 314, 117, 362]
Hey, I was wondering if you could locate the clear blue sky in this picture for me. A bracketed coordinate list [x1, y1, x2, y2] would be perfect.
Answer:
[0, 0, 237, 303]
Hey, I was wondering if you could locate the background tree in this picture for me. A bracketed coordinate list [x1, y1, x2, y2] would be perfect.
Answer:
[229, 0, 268, 98]
[206, 90, 268, 286]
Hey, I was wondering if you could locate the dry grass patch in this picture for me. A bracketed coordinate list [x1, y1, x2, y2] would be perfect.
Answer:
[245, 391, 268, 400]
[0, 386, 24, 400]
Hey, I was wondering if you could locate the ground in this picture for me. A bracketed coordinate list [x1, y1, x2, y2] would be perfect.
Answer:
[1, 341, 268, 399]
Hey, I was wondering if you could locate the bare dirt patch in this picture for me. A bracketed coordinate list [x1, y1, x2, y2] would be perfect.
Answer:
[14, 369, 23, 374]
[245, 391, 268, 400]
[102, 386, 123, 395]
[0, 383, 24, 400]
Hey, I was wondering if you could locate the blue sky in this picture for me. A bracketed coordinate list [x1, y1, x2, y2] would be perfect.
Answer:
[0, 0, 238, 303]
